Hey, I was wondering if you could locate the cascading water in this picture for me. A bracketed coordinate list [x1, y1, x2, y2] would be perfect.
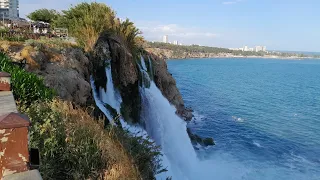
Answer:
[140, 82, 199, 179]
[91, 57, 209, 180]
[148, 56, 154, 80]
[99, 64, 122, 112]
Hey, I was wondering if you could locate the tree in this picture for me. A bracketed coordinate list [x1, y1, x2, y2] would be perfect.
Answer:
[27, 9, 59, 23]
[54, 2, 117, 51]
[115, 18, 142, 52]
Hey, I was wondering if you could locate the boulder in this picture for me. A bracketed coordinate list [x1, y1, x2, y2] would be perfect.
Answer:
[44, 63, 91, 106]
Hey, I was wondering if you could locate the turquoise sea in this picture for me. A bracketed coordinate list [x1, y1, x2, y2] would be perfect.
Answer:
[167, 58, 320, 180]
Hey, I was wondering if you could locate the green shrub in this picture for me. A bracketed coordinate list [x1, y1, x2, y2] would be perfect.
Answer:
[19, 101, 67, 179]
[0, 52, 55, 104]
[19, 100, 106, 179]
[19, 99, 164, 180]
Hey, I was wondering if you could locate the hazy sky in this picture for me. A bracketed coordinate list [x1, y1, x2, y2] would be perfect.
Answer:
[20, 0, 320, 52]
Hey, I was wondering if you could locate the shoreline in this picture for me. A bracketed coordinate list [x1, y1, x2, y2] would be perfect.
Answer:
[166, 55, 320, 60]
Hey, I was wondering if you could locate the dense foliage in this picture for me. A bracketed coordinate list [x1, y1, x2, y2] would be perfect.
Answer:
[0, 53, 55, 104]
[27, 9, 60, 23]
[53, 3, 116, 51]
[47, 2, 142, 52]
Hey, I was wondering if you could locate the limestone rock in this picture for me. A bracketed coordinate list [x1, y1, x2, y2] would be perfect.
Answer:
[44, 63, 91, 105]
[148, 52, 193, 120]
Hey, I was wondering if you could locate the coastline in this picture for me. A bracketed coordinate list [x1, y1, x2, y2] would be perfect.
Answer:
[166, 55, 320, 60]
[145, 47, 320, 61]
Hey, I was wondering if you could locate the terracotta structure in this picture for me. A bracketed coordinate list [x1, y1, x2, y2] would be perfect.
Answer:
[0, 72, 11, 91]
[0, 113, 31, 178]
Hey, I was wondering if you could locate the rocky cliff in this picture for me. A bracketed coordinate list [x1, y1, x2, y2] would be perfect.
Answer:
[0, 38, 192, 121]
[90, 32, 193, 121]
[0, 41, 92, 106]
[148, 52, 193, 120]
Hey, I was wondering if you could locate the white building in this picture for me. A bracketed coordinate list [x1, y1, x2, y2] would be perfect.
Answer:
[163, 35, 168, 43]
[243, 45, 249, 51]
[255, 46, 263, 52]
[262, 46, 267, 52]
[0, 0, 19, 19]
[173, 40, 178, 45]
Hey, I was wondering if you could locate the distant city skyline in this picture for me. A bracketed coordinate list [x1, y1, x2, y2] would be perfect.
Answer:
[19, 0, 320, 52]
[230, 45, 267, 52]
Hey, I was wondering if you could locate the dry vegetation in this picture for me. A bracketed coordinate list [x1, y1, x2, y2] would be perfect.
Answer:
[19, 99, 143, 179]
[52, 100, 142, 180]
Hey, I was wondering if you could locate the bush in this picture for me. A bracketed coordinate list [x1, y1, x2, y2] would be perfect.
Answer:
[24, 37, 78, 51]
[19, 100, 105, 179]
[0, 52, 55, 104]
[19, 99, 164, 179]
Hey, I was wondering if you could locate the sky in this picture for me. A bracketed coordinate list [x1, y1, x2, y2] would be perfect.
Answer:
[20, 0, 320, 52]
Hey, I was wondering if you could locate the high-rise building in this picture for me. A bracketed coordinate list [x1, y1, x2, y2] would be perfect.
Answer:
[173, 40, 178, 45]
[0, 0, 19, 19]
[163, 35, 168, 43]
[244, 45, 248, 51]
[262, 46, 267, 52]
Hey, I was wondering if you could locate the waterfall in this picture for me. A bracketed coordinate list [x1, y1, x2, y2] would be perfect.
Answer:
[91, 57, 203, 180]
[99, 65, 122, 112]
[139, 56, 199, 179]
[141, 82, 198, 179]
[148, 56, 154, 80]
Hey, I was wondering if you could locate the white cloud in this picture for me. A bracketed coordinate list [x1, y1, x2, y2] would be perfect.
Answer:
[137, 22, 219, 44]
[222, 0, 242, 5]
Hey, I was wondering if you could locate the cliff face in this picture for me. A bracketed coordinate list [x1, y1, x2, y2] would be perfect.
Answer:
[148, 52, 193, 120]
[0, 41, 92, 106]
[91, 32, 192, 121]
[91, 33, 141, 123]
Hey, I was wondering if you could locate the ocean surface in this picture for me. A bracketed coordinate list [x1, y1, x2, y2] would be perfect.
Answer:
[167, 58, 320, 180]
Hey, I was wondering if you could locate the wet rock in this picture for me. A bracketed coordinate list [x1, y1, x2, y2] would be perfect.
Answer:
[203, 137, 215, 146]
[187, 128, 215, 147]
